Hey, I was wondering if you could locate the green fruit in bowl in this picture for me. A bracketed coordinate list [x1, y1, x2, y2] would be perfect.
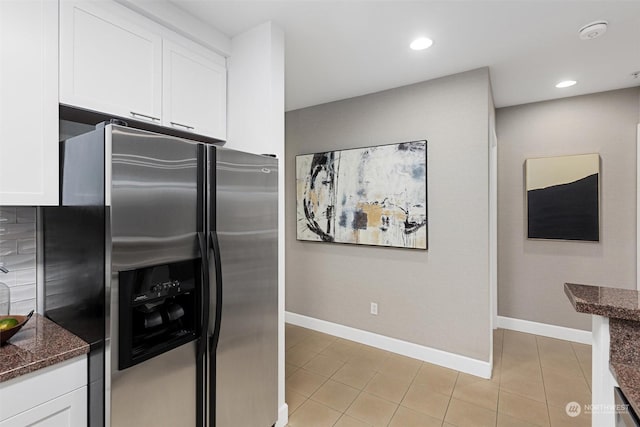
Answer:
[0, 318, 19, 331]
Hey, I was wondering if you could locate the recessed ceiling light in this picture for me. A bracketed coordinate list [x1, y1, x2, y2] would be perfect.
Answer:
[410, 37, 433, 51]
[556, 80, 577, 88]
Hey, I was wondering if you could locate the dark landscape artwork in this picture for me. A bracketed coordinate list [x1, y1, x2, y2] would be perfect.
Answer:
[525, 153, 599, 241]
[296, 141, 427, 249]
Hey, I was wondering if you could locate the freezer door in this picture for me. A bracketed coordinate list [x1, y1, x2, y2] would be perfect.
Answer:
[210, 147, 278, 427]
[109, 125, 200, 271]
[108, 125, 202, 427]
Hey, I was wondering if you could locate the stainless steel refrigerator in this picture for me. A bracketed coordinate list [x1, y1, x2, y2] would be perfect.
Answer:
[43, 123, 278, 427]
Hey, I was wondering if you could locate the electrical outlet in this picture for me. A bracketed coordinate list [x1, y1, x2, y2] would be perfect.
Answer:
[370, 302, 378, 315]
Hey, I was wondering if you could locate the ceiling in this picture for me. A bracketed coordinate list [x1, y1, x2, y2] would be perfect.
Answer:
[171, 1, 640, 111]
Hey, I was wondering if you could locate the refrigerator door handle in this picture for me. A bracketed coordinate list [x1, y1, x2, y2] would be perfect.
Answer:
[209, 231, 223, 350]
[197, 232, 210, 359]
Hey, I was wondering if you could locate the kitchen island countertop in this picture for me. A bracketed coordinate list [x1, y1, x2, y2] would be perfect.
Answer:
[564, 282, 640, 322]
[565, 283, 640, 418]
[0, 313, 88, 383]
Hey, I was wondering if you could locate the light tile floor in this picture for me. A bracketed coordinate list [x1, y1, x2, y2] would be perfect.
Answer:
[285, 324, 592, 427]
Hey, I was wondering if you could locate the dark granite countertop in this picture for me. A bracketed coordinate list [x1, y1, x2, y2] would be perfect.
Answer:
[611, 363, 640, 416]
[0, 313, 89, 383]
[564, 283, 640, 322]
[609, 318, 640, 416]
[565, 283, 640, 417]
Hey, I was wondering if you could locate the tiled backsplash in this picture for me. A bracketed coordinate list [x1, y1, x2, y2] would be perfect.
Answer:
[0, 207, 36, 314]
[0, 122, 94, 315]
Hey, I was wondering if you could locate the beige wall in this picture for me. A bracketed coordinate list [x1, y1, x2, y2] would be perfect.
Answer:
[497, 87, 640, 330]
[286, 69, 493, 361]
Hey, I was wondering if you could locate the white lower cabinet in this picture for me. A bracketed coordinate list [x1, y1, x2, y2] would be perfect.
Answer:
[0, 357, 87, 427]
[0, 387, 86, 427]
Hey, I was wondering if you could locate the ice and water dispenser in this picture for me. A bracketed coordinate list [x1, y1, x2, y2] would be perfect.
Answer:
[118, 259, 200, 369]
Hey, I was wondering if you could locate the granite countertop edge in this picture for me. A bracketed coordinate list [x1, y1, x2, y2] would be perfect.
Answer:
[0, 314, 90, 384]
[0, 346, 89, 383]
[564, 283, 640, 322]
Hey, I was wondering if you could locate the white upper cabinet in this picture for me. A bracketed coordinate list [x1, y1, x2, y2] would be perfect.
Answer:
[163, 40, 227, 140]
[60, 0, 227, 139]
[0, 0, 59, 206]
[60, 0, 163, 124]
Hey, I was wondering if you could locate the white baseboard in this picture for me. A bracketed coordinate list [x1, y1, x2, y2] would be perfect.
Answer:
[497, 316, 592, 345]
[275, 403, 288, 427]
[285, 311, 492, 379]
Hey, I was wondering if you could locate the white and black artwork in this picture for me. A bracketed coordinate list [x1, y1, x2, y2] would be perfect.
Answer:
[296, 141, 427, 249]
[525, 153, 600, 241]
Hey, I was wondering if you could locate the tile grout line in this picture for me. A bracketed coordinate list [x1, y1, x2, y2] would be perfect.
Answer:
[383, 360, 423, 427]
[336, 389, 365, 426]
[337, 352, 381, 426]
[500, 331, 551, 425]
[287, 338, 325, 419]
[320, 340, 385, 426]
[570, 342, 592, 393]
[329, 364, 371, 425]
[535, 335, 553, 427]
[440, 371, 461, 425]
[334, 345, 416, 426]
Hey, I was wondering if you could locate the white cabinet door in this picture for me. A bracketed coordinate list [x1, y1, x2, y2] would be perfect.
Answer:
[60, 0, 162, 124]
[0, 0, 58, 206]
[163, 40, 227, 140]
[0, 356, 87, 427]
[0, 387, 87, 427]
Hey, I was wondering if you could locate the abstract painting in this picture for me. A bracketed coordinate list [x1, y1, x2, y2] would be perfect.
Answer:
[525, 153, 599, 241]
[296, 141, 427, 249]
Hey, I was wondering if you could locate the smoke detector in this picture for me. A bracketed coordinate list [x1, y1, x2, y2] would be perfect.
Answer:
[579, 21, 608, 40]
